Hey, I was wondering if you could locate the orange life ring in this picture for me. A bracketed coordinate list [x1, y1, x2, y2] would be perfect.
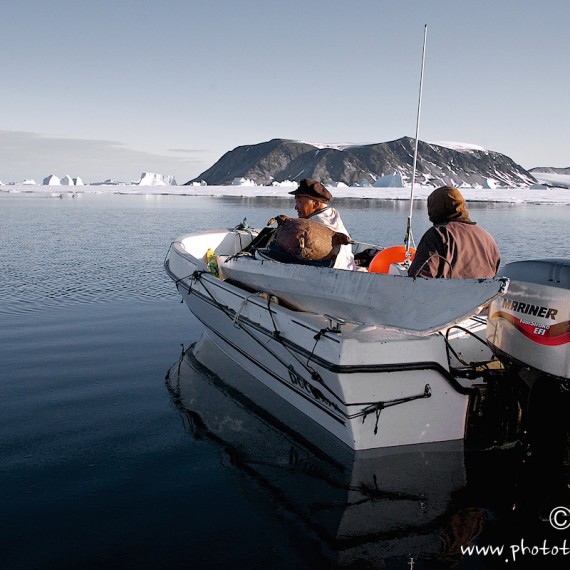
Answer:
[369, 245, 416, 274]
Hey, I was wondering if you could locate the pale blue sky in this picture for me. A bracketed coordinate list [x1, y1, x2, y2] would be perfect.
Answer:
[1, 0, 568, 183]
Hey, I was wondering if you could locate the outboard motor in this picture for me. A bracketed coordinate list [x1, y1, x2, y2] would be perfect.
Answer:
[486, 258, 570, 447]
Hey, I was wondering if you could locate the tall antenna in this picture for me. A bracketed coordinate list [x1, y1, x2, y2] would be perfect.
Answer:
[404, 24, 428, 258]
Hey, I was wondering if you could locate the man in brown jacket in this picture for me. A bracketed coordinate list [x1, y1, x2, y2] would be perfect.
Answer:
[408, 186, 500, 279]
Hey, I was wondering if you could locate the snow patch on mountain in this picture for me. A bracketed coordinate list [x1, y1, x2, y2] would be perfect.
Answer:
[431, 141, 488, 152]
[298, 141, 365, 151]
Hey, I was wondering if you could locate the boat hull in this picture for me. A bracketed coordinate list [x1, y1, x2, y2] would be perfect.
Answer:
[191, 324, 470, 450]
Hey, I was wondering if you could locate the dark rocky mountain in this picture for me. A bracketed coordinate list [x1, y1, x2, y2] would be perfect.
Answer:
[186, 137, 538, 188]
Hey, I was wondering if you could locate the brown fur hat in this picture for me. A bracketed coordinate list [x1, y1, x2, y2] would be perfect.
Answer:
[427, 186, 474, 225]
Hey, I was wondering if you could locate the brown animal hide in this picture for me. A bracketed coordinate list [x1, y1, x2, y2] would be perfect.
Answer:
[268, 215, 350, 262]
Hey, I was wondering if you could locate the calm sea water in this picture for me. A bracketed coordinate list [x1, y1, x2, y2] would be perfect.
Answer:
[1, 193, 568, 569]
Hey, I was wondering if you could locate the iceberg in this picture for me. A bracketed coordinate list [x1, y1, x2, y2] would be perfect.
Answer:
[61, 175, 75, 186]
[135, 172, 178, 186]
[43, 175, 60, 186]
[231, 177, 256, 186]
[373, 172, 404, 188]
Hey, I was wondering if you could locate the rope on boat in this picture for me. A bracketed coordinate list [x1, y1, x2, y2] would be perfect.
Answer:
[234, 292, 262, 327]
[174, 270, 207, 302]
[223, 222, 265, 262]
[442, 323, 494, 371]
[308, 327, 342, 384]
[183, 271, 345, 407]
[177, 271, 439, 432]
[263, 294, 329, 385]
[163, 241, 181, 268]
[353, 384, 432, 434]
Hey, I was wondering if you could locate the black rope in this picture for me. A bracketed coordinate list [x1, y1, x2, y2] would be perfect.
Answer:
[177, 270, 438, 434]
[163, 241, 180, 268]
[174, 270, 208, 305]
[175, 269, 204, 290]
[307, 328, 341, 384]
[353, 384, 432, 434]
[443, 323, 494, 370]
[181, 271, 346, 407]
[263, 294, 330, 389]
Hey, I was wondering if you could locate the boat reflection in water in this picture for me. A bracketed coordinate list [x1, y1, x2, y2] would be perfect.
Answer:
[165, 336, 493, 568]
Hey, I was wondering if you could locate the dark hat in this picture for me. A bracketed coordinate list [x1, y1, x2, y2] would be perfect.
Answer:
[288, 179, 332, 203]
[427, 186, 474, 225]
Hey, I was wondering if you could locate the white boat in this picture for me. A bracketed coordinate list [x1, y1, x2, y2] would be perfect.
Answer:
[165, 227, 517, 450]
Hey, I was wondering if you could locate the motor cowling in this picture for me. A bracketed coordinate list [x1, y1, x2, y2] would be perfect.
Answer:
[486, 258, 570, 380]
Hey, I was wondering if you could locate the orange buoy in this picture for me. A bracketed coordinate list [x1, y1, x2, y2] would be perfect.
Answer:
[369, 245, 416, 274]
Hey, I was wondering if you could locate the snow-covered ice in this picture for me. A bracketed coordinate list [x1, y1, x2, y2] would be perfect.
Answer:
[2, 181, 569, 205]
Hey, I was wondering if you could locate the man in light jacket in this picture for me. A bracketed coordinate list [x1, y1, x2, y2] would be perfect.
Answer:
[289, 179, 356, 270]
